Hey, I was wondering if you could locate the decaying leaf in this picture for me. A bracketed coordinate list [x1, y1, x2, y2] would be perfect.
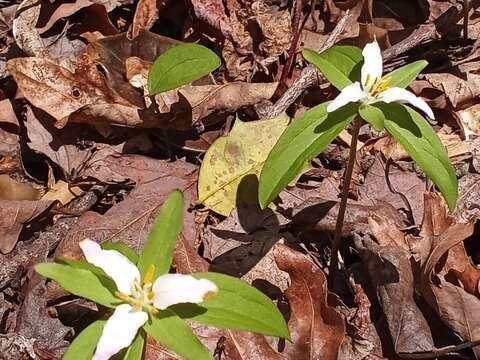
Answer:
[198, 114, 289, 216]
[55, 156, 198, 260]
[274, 243, 346, 360]
[7, 57, 131, 128]
[13, 0, 85, 70]
[412, 193, 480, 356]
[0, 199, 53, 254]
[355, 215, 435, 354]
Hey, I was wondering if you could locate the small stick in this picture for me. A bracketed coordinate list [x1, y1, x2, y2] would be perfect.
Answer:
[397, 338, 480, 359]
[257, 10, 353, 119]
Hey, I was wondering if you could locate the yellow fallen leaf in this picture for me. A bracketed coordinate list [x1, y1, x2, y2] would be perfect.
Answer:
[198, 114, 289, 216]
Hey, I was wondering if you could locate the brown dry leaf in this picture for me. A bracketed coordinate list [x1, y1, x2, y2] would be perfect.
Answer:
[424, 72, 480, 109]
[55, 156, 198, 260]
[0, 127, 23, 175]
[13, 0, 85, 71]
[274, 243, 346, 360]
[355, 215, 435, 354]
[359, 156, 426, 224]
[24, 105, 121, 177]
[458, 104, 480, 139]
[373, 133, 471, 160]
[222, 2, 292, 80]
[0, 175, 43, 201]
[0, 99, 19, 131]
[37, 0, 95, 34]
[41, 180, 83, 205]
[176, 83, 277, 124]
[292, 197, 405, 237]
[89, 31, 179, 107]
[130, 0, 161, 39]
[413, 193, 480, 356]
[0, 199, 53, 254]
[7, 57, 132, 128]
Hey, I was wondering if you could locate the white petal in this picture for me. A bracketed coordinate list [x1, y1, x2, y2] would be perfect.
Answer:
[93, 304, 148, 360]
[152, 274, 218, 310]
[79, 239, 140, 295]
[361, 40, 383, 90]
[379, 87, 435, 119]
[327, 82, 366, 113]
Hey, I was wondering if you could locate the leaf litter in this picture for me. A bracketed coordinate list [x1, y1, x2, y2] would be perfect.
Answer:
[1, 0, 480, 359]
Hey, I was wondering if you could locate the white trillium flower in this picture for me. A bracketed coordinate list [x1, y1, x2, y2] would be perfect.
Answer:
[79, 239, 218, 360]
[326, 40, 435, 119]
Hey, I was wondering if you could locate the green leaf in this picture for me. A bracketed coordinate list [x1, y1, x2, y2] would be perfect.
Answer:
[258, 102, 358, 208]
[387, 60, 428, 89]
[119, 331, 145, 360]
[102, 242, 139, 264]
[64, 320, 106, 360]
[198, 113, 290, 216]
[137, 190, 184, 280]
[148, 43, 221, 95]
[359, 104, 385, 131]
[144, 309, 212, 360]
[172, 272, 290, 339]
[35, 263, 118, 307]
[303, 46, 362, 90]
[379, 103, 457, 210]
[56, 258, 118, 295]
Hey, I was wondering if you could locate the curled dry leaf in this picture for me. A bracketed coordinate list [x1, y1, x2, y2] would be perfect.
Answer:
[413, 193, 480, 356]
[274, 243, 346, 360]
[355, 215, 435, 354]
[130, 0, 161, 39]
[13, 0, 85, 71]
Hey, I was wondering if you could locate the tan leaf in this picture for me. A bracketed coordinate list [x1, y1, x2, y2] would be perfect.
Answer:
[7, 57, 130, 128]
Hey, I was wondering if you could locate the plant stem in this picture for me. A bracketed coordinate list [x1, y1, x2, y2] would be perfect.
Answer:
[329, 118, 361, 282]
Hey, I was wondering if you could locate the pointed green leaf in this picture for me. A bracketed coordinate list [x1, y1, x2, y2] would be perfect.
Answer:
[359, 104, 385, 131]
[35, 263, 118, 307]
[379, 103, 457, 210]
[137, 190, 184, 280]
[387, 60, 428, 89]
[172, 272, 290, 339]
[119, 331, 145, 360]
[64, 320, 106, 360]
[303, 46, 362, 90]
[144, 309, 212, 360]
[258, 102, 358, 208]
[56, 258, 118, 295]
[148, 43, 221, 95]
[102, 242, 138, 264]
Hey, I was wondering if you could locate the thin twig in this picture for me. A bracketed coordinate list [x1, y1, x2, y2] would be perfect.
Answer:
[328, 118, 361, 283]
[256, 10, 353, 119]
[397, 338, 480, 359]
[258, 0, 480, 120]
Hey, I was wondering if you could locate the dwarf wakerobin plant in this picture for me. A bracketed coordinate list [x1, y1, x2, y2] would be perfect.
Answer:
[259, 40, 457, 275]
[36, 191, 289, 360]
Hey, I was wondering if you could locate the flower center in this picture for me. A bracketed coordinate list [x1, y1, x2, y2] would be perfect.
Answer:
[369, 76, 391, 97]
[116, 265, 159, 314]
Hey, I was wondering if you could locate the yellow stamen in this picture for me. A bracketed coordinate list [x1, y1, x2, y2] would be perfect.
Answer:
[143, 264, 156, 285]
[370, 76, 391, 97]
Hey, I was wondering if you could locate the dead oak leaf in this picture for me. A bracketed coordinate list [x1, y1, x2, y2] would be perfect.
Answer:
[274, 243, 346, 360]
[7, 57, 132, 128]
[412, 193, 480, 356]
